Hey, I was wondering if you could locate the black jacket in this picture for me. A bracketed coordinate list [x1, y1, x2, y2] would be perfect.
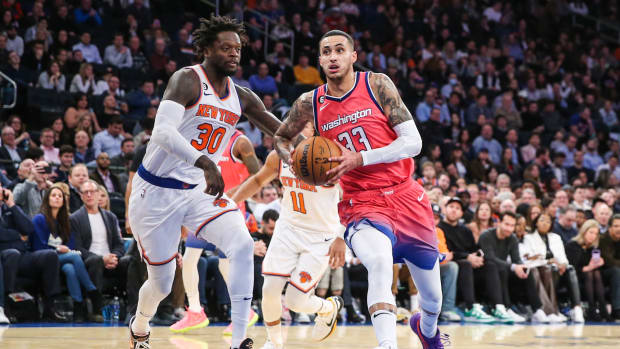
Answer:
[70, 206, 125, 260]
[69, 185, 83, 213]
[438, 220, 478, 261]
[0, 203, 35, 252]
[0, 145, 25, 179]
[89, 169, 122, 194]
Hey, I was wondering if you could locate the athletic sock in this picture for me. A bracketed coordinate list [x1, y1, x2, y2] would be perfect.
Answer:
[410, 294, 419, 312]
[266, 322, 283, 346]
[370, 310, 397, 349]
[421, 308, 439, 338]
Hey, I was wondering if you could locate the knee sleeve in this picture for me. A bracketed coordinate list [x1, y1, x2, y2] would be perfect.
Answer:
[261, 276, 287, 322]
[284, 286, 309, 312]
[146, 263, 176, 299]
[351, 227, 395, 307]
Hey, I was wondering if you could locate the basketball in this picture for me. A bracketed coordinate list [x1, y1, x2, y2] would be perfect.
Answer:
[292, 136, 342, 186]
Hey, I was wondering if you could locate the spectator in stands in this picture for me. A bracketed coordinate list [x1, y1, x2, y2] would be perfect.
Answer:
[0, 183, 68, 322]
[30, 184, 104, 322]
[271, 52, 295, 86]
[69, 63, 97, 94]
[13, 160, 51, 218]
[149, 37, 169, 73]
[68, 164, 88, 213]
[600, 214, 620, 321]
[0, 125, 25, 180]
[415, 90, 436, 124]
[21, 39, 48, 73]
[250, 209, 279, 300]
[49, 5, 76, 36]
[583, 138, 604, 171]
[74, 0, 102, 28]
[39, 128, 60, 164]
[566, 219, 608, 321]
[3, 50, 34, 87]
[6, 115, 35, 152]
[104, 33, 133, 69]
[432, 203, 461, 322]
[71, 179, 126, 293]
[128, 35, 149, 72]
[249, 62, 279, 97]
[593, 202, 612, 234]
[293, 53, 323, 86]
[37, 60, 65, 92]
[231, 65, 251, 89]
[479, 211, 548, 322]
[554, 205, 578, 244]
[54, 145, 74, 184]
[466, 201, 495, 242]
[72, 32, 102, 64]
[90, 152, 122, 194]
[93, 116, 127, 158]
[168, 28, 192, 68]
[494, 92, 521, 129]
[600, 99, 618, 131]
[110, 138, 135, 169]
[97, 184, 110, 210]
[466, 94, 492, 125]
[0, 32, 9, 65]
[73, 130, 96, 164]
[64, 94, 100, 142]
[5, 25, 23, 57]
[127, 80, 159, 125]
[473, 124, 503, 164]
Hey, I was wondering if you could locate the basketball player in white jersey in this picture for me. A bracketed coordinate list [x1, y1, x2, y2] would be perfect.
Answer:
[128, 15, 282, 349]
[231, 121, 346, 349]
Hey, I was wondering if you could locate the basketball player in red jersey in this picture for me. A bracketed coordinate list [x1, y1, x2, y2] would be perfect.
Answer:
[274, 30, 446, 349]
[171, 130, 261, 335]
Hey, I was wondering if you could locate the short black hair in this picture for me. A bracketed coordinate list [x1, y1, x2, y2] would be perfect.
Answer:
[121, 138, 134, 147]
[262, 209, 279, 223]
[108, 115, 123, 126]
[192, 15, 247, 56]
[500, 211, 517, 222]
[610, 213, 620, 226]
[319, 30, 354, 50]
[59, 145, 74, 156]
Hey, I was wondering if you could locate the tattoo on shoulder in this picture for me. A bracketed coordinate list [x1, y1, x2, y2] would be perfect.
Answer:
[370, 72, 413, 128]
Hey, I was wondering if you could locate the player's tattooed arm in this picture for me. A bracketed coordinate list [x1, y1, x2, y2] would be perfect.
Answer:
[369, 72, 414, 128]
[236, 85, 282, 136]
[273, 91, 313, 164]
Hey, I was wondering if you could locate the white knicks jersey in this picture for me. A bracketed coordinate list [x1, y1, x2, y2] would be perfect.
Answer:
[279, 161, 342, 235]
[142, 64, 242, 184]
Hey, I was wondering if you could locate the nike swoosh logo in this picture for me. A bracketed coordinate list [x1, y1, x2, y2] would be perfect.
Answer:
[243, 297, 252, 300]
[324, 238, 333, 242]
[373, 312, 390, 319]
[325, 317, 334, 327]
[204, 92, 213, 96]
[319, 103, 330, 111]
[417, 192, 424, 201]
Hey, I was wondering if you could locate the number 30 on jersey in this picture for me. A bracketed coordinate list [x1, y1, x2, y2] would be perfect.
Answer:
[191, 123, 226, 153]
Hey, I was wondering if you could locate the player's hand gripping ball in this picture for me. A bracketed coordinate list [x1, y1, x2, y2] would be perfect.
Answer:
[292, 136, 342, 186]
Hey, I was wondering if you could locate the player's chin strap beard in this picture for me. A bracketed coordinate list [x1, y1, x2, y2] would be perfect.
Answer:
[369, 302, 397, 314]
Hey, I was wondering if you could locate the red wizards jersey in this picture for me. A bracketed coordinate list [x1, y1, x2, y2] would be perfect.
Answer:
[313, 71, 414, 193]
[218, 130, 250, 192]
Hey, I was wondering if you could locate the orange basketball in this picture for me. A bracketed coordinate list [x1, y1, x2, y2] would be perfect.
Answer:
[292, 136, 342, 186]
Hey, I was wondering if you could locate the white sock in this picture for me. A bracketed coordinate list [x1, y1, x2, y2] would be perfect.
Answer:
[182, 248, 203, 313]
[266, 322, 283, 346]
[410, 294, 419, 312]
[370, 310, 397, 349]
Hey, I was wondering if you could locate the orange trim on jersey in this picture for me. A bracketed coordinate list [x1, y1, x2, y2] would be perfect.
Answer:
[185, 67, 201, 110]
[262, 271, 291, 278]
[289, 279, 320, 294]
[136, 235, 179, 266]
[199, 64, 231, 101]
[194, 208, 239, 237]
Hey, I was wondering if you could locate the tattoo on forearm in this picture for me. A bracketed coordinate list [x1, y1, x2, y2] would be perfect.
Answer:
[274, 92, 313, 161]
[372, 73, 413, 128]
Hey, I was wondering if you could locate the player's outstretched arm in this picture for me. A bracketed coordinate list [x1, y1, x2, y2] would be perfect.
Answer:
[229, 150, 279, 204]
[225, 135, 261, 197]
[152, 69, 224, 198]
[273, 91, 314, 164]
[236, 85, 282, 136]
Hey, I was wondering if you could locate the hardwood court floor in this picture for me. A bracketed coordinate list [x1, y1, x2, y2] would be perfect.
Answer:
[1, 323, 619, 348]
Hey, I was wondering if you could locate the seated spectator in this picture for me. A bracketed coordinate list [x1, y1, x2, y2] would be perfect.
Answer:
[249, 63, 279, 97]
[93, 116, 127, 158]
[6, 115, 36, 152]
[438, 197, 495, 323]
[3, 50, 36, 87]
[39, 128, 60, 164]
[520, 133, 540, 164]
[0, 125, 25, 180]
[90, 152, 122, 194]
[74, 130, 96, 164]
[583, 138, 604, 171]
[432, 203, 461, 322]
[466, 201, 495, 243]
[250, 209, 279, 300]
[479, 211, 548, 322]
[72, 32, 102, 64]
[64, 94, 101, 143]
[522, 213, 582, 322]
[149, 38, 169, 73]
[600, 214, 620, 321]
[593, 202, 612, 234]
[415, 90, 436, 124]
[293, 53, 323, 86]
[249, 185, 281, 222]
[104, 33, 133, 69]
[54, 145, 74, 183]
[68, 163, 89, 213]
[13, 160, 52, 218]
[128, 35, 149, 72]
[69, 62, 97, 94]
[567, 151, 595, 184]
[127, 80, 159, 126]
[97, 184, 111, 210]
[599, 99, 618, 131]
[554, 205, 578, 244]
[71, 180, 127, 293]
[36, 60, 65, 92]
[30, 184, 104, 322]
[0, 184, 68, 322]
[111, 138, 135, 169]
[473, 125, 502, 164]
[566, 219, 608, 321]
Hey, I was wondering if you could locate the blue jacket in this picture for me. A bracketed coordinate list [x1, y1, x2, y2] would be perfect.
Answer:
[0, 203, 35, 252]
[30, 214, 76, 251]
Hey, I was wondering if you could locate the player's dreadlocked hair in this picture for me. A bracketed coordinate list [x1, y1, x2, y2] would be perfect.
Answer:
[192, 14, 247, 58]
